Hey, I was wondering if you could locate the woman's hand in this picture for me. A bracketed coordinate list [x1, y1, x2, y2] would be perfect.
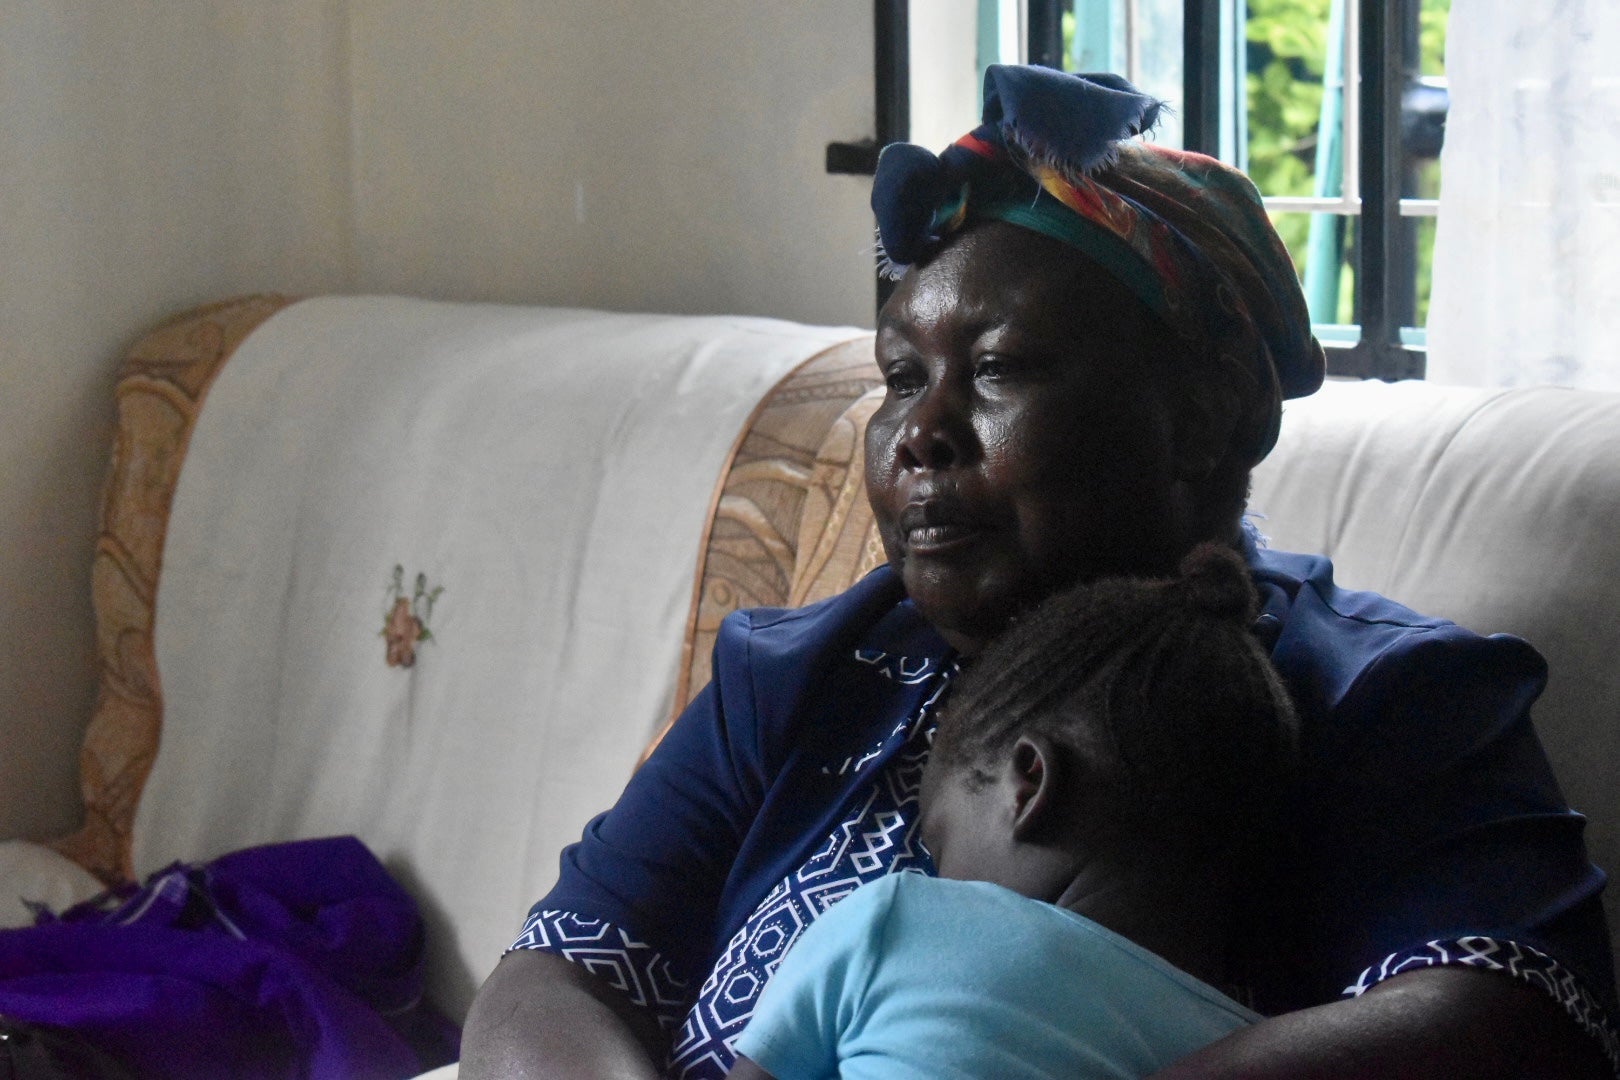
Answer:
[460, 949, 666, 1080]
[1148, 966, 1608, 1079]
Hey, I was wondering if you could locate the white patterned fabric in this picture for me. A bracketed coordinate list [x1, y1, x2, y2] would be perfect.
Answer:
[668, 662, 951, 1080]
[1347, 937, 1619, 1074]
[509, 911, 690, 1031]
[1427, 0, 1620, 389]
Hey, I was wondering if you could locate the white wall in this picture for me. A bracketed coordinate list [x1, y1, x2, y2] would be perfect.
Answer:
[0, 0, 355, 842]
[346, 0, 876, 324]
[908, 0, 982, 152]
[0, 0, 875, 842]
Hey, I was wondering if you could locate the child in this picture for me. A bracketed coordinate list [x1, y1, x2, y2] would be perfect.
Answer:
[726, 544, 1299, 1079]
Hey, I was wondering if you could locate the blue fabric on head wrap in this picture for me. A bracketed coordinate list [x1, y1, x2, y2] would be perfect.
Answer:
[978, 65, 1164, 172]
[872, 67, 1165, 271]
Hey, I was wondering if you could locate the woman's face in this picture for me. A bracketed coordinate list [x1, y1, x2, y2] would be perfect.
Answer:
[865, 222, 1192, 654]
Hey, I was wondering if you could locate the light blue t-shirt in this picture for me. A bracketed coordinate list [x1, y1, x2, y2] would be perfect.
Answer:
[733, 873, 1259, 1080]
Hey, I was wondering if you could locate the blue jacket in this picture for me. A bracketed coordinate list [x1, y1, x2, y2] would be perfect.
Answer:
[536, 547, 1616, 1051]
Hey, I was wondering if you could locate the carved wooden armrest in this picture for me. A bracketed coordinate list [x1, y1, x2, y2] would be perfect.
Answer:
[52, 295, 295, 884]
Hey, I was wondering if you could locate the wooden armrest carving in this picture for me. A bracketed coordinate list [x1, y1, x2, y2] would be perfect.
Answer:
[51, 295, 295, 884]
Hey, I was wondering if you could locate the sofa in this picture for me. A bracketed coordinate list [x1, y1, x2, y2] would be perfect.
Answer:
[4, 295, 1617, 1076]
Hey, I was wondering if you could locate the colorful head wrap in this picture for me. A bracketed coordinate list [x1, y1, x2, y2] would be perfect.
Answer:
[872, 64, 1325, 403]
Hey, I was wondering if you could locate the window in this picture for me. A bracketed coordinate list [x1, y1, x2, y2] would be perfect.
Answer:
[1174, 0, 1450, 379]
[829, 0, 1450, 380]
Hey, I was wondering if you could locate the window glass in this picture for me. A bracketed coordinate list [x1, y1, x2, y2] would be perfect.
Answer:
[1269, 211, 1358, 326]
[1402, 0, 1449, 328]
[1245, 0, 1333, 201]
[1061, 0, 1187, 149]
[1245, 0, 1349, 328]
[1060, 0, 1450, 334]
[1241, 0, 1450, 331]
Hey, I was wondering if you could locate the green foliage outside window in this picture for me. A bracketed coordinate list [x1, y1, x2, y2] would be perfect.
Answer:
[1058, 0, 1450, 326]
[1245, 0, 1330, 207]
[1245, 0, 1450, 324]
[1245, 0, 1337, 313]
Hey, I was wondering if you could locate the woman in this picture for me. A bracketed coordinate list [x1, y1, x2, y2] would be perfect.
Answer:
[464, 66, 1616, 1079]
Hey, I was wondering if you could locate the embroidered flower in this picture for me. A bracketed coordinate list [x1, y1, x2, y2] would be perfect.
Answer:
[381, 565, 443, 668]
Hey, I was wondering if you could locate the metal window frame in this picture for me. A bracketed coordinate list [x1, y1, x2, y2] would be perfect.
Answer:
[825, 0, 909, 177]
[1337, 0, 1425, 378]
[1185, 0, 1426, 379]
[1028, 1, 1066, 68]
[828, 0, 1432, 372]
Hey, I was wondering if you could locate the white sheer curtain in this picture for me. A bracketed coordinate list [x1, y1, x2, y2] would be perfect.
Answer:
[1427, 0, 1620, 390]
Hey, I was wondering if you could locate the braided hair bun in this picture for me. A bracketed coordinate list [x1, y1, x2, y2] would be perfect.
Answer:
[1173, 542, 1259, 624]
[930, 541, 1299, 911]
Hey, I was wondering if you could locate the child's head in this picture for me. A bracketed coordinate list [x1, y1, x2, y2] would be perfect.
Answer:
[919, 543, 1298, 908]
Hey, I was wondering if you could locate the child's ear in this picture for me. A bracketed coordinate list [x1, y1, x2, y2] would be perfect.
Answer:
[1008, 734, 1061, 842]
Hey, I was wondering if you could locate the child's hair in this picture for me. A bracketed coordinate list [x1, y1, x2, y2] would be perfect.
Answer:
[931, 543, 1299, 877]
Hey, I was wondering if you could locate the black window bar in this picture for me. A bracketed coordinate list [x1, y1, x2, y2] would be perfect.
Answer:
[1346, 0, 1426, 380]
[825, 0, 909, 177]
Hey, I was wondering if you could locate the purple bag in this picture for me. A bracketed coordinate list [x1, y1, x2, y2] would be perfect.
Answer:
[0, 836, 457, 1079]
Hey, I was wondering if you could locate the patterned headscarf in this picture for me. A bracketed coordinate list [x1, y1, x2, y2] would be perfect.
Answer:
[872, 64, 1326, 409]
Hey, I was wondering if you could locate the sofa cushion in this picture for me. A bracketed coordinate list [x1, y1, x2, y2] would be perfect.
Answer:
[54, 296, 295, 885]
[670, 340, 882, 718]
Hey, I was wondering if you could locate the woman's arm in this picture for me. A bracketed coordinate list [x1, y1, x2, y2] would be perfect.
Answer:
[459, 601, 810, 1076]
[1149, 966, 1610, 1080]
[460, 950, 666, 1080]
[456, 672, 750, 1078]
[1244, 600, 1616, 1073]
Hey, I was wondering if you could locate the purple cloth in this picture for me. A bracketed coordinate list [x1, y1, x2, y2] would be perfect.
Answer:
[0, 835, 457, 1079]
